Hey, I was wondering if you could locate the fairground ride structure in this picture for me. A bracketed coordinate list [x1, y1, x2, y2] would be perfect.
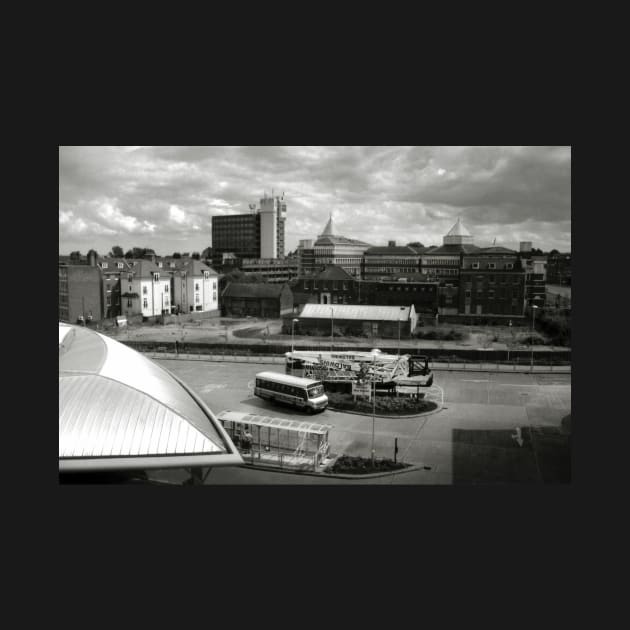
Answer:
[284, 349, 433, 388]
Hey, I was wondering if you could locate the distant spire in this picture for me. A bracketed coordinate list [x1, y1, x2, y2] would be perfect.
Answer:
[321, 212, 335, 237]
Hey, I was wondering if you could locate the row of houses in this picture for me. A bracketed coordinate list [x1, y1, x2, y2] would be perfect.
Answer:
[59, 253, 220, 324]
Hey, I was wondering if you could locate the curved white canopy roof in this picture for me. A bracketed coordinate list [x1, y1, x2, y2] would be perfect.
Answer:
[59, 323, 242, 472]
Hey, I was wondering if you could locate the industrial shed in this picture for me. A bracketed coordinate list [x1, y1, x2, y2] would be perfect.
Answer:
[221, 282, 293, 318]
[295, 303, 417, 339]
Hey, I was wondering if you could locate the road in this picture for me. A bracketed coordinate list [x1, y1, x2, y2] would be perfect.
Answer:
[149, 359, 571, 485]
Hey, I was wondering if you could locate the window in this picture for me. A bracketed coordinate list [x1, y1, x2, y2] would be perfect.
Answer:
[195, 294, 200, 304]
[117, 262, 124, 269]
[472, 263, 479, 269]
[164, 285, 169, 293]
[213, 292, 217, 301]
[127, 299, 132, 307]
[158, 262, 163, 268]
[506, 263, 513, 270]
[213, 281, 217, 290]
[204, 271, 209, 279]
[153, 273, 159, 282]
[128, 274, 133, 282]
[143, 298, 148, 308]
[102, 262, 108, 269]
[142, 286, 147, 295]
[488, 263, 496, 269]
[195, 283, 200, 291]
[129, 285, 132, 292]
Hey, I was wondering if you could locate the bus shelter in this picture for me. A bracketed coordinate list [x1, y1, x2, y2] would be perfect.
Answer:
[217, 410, 333, 471]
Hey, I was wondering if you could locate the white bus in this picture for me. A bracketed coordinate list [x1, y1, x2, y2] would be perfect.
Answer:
[254, 371, 328, 413]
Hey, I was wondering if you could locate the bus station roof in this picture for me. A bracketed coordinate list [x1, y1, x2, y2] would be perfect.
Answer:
[59, 323, 243, 472]
[217, 410, 333, 435]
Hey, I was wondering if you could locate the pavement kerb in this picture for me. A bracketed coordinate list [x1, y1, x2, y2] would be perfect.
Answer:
[237, 461, 429, 480]
[327, 404, 443, 420]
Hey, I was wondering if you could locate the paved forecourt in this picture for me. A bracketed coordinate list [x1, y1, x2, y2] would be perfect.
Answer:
[154, 358, 571, 484]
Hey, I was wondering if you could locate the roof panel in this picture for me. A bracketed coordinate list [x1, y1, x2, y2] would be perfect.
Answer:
[299, 304, 411, 321]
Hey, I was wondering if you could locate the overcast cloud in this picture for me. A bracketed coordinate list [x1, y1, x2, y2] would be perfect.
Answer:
[59, 146, 571, 256]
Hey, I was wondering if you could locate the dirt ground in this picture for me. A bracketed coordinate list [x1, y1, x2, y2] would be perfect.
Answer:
[101, 316, 554, 351]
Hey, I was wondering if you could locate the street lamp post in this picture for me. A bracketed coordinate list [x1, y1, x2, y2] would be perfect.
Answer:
[291, 318, 299, 353]
[398, 306, 406, 356]
[507, 319, 512, 363]
[530, 304, 539, 371]
[371, 351, 376, 466]
[330, 307, 334, 352]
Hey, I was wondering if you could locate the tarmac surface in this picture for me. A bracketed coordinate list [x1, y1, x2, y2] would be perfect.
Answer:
[146, 358, 571, 485]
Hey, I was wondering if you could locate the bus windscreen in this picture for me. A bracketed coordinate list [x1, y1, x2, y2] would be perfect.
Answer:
[307, 384, 324, 398]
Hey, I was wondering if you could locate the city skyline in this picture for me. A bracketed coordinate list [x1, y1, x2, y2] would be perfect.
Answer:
[59, 146, 571, 256]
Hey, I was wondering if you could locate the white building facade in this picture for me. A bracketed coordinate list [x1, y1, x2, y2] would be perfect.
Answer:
[129, 261, 172, 317]
[173, 260, 219, 313]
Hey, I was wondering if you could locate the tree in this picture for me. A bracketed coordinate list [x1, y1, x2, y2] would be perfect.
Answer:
[110, 245, 124, 258]
[124, 249, 134, 259]
[192, 252, 200, 260]
[407, 241, 424, 249]
[172, 252, 182, 259]
[70, 251, 82, 262]
[548, 249, 560, 256]
[201, 247, 213, 259]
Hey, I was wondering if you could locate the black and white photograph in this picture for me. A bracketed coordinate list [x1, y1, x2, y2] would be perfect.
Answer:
[58, 146, 571, 485]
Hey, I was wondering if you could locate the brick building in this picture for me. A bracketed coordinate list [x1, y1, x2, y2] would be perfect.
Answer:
[293, 265, 439, 316]
[221, 282, 293, 318]
[362, 242, 423, 280]
[294, 303, 416, 339]
[58, 263, 103, 324]
[546, 252, 571, 286]
[458, 248, 526, 319]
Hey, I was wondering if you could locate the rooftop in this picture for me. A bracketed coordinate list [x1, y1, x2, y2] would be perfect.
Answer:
[299, 303, 413, 321]
[222, 282, 290, 299]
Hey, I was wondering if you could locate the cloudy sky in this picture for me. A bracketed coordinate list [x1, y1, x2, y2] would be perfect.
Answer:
[59, 146, 571, 256]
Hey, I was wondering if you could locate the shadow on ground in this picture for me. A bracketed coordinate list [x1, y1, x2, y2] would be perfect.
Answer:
[452, 425, 571, 484]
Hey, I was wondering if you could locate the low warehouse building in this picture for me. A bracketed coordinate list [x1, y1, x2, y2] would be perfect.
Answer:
[221, 282, 293, 318]
[294, 303, 416, 338]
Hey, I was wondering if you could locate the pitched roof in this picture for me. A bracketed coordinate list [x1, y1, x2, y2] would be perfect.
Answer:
[320, 214, 335, 236]
[314, 235, 372, 247]
[300, 303, 413, 321]
[177, 259, 218, 276]
[314, 265, 356, 281]
[424, 244, 480, 255]
[476, 246, 518, 254]
[222, 282, 290, 299]
[365, 245, 421, 256]
[129, 260, 162, 277]
[446, 218, 472, 237]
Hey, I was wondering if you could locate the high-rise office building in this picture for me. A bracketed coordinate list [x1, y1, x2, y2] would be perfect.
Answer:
[211, 193, 286, 267]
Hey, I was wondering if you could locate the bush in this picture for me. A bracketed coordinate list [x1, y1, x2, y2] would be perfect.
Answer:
[328, 455, 409, 474]
[326, 391, 437, 415]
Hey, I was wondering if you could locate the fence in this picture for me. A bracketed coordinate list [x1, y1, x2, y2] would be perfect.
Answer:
[122, 339, 571, 367]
